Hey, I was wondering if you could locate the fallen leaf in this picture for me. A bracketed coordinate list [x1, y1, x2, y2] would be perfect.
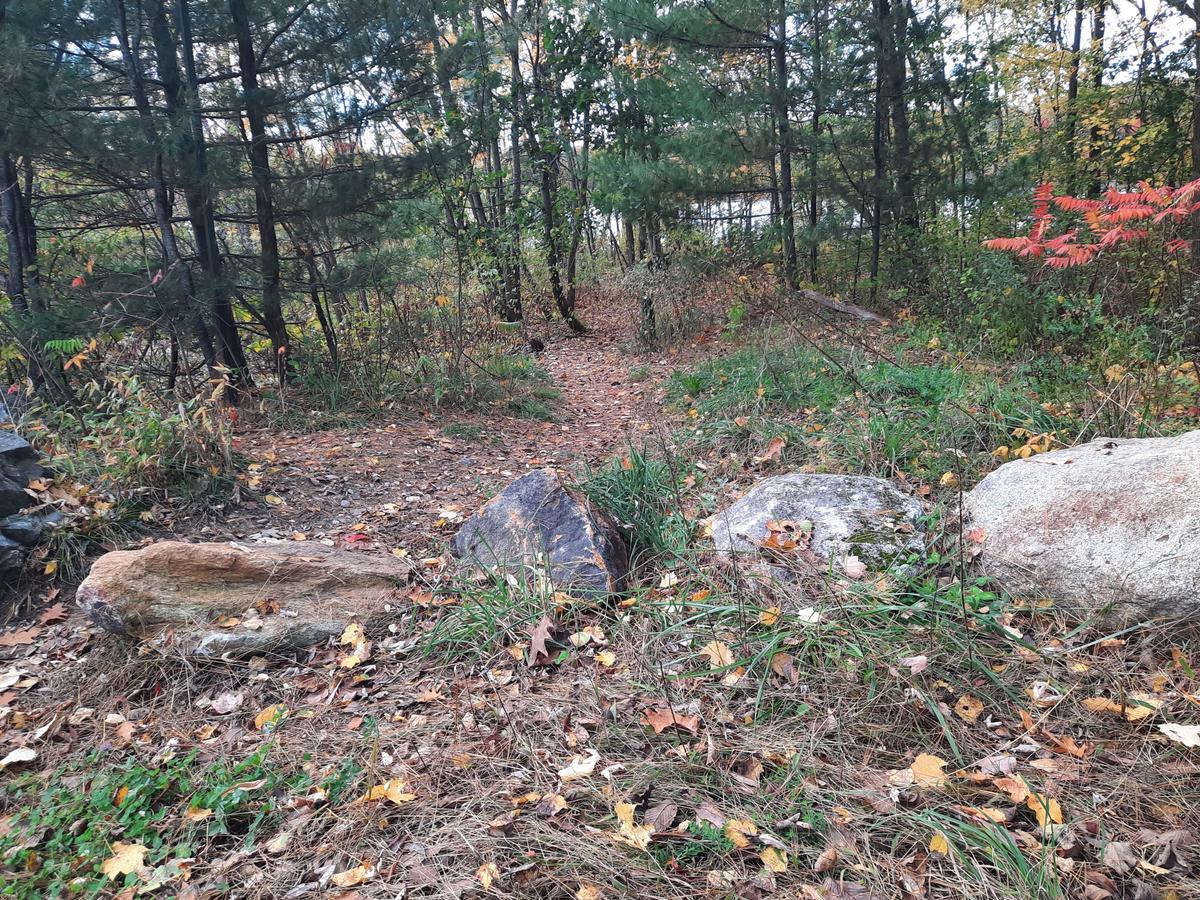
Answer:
[929, 832, 950, 855]
[361, 778, 416, 805]
[761, 847, 788, 872]
[339, 622, 364, 645]
[700, 640, 734, 668]
[212, 691, 244, 715]
[0, 627, 40, 647]
[0, 747, 37, 769]
[813, 847, 839, 873]
[330, 865, 373, 887]
[253, 704, 288, 731]
[596, 650, 617, 667]
[842, 555, 867, 580]
[899, 655, 929, 675]
[1102, 841, 1139, 875]
[1042, 729, 1090, 758]
[558, 748, 600, 782]
[38, 603, 68, 624]
[614, 802, 654, 850]
[640, 706, 700, 735]
[1026, 792, 1063, 827]
[528, 615, 560, 667]
[1084, 693, 1161, 722]
[184, 805, 213, 822]
[759, 606, 781, 626]
[1158, 723, 1200, 747]
[724, 818, 757, 849]
[576, 883, 604, 900]
[910, 753, 947, 787]
[100, 842, 148, 880]
[992, 775, 1030, 804]
[754, 436, 786, 464]
[954, 694, 984, 723]
[476, 862, 500, 890]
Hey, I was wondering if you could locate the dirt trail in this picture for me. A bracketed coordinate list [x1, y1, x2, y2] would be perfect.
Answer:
[165, 292, 701, 553]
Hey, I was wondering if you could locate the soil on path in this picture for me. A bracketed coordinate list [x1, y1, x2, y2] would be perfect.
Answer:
[164, 291, 715, 554]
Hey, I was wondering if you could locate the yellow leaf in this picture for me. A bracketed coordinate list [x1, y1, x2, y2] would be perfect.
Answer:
[596, 650, 616, 667]
[330, 864, 373, 887]
[576, 883, 604, 900]
[929, 832, 950, 854]
[340, 622, 364, 645]
[1123, 693, 1163, 722]
[759, 606, 781, 626]
[361, 777, 416, 805]
[253, 704, 288, 731]
[614, 801, 654, 850]
[1084, 694, 1162, 722]
[910, 753, 947, 787]
[1026, 793, 1063, 826]
[476, 862, 500, 889]
[184, 805, 213, 821]
[700, 640, 734, 668]
[954, 694, 984, 723]
[100, 842, 148, 880]
[939, 471, 960, 488]
[760, 847, 788, 872]
[264, 494, 284, 506]
[723, 818, 757, 849]
[44, 559, 58, 576]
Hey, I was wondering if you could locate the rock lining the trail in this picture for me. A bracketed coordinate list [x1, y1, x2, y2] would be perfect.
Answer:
[0, 430, 60, 590]
[452, 468, 628, 595]
[78, 540, 413, 656]
[965, 429, 1200, 621]
[707, 473, 926, 573]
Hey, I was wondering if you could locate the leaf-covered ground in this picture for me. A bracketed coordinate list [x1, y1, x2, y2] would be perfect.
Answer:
[2, 292, 1199, 900]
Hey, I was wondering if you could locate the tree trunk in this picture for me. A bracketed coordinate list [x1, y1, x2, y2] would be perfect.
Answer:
[773, 0, 799, 292]
[0, 154, 29, 316]
[1064, 0, 1084, 190]
[1086, 0, 1106, 196]
[504, 0, 524, 322]
[808, 2, 823, 284]
[870, 0, 887, 295]
[230, 0, 288, 383]
[150, 0, 248, 398]
[112, 0, 217, 371]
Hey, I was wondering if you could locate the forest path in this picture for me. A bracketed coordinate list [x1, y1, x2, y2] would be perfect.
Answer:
[165, 291, 709, 553]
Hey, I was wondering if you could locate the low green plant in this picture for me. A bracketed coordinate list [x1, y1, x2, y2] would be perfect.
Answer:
[580, 445, 693, 572]
[0, 743, 313, 898]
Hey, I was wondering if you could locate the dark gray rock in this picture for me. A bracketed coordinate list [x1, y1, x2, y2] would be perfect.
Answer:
[0, 475, 29, 520]
[0, 429, 45, 517]
[1, 511, 61, 546]
[708, 473, 925, 573]
[0, 431, 34, 460]
[0, 535, 24, 571]
[452, 468, 628, 595]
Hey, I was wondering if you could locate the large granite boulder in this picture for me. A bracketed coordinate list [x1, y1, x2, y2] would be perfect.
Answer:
[965, 430, 1200, 620]
[78, 541, 413, 656]
[708, 473, 925, 572]
[452, 468, 628, 595]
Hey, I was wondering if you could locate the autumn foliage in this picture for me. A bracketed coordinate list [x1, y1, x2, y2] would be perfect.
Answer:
[984, 179, 1200, 268]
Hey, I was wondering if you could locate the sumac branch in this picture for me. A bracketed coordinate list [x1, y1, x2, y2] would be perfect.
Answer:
[984, 180, 1200, 268]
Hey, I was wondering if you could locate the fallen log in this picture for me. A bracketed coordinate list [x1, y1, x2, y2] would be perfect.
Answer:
[798, 288, 887, 324]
